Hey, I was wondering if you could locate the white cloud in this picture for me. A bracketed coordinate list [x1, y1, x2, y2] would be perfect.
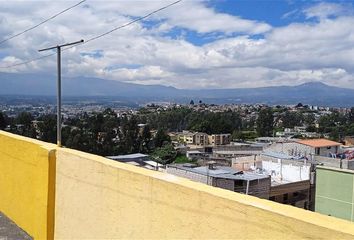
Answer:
[0, 1, 354, 90]
[303, 2, 353, 20]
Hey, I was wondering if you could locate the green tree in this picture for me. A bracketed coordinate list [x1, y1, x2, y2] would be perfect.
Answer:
[348, 107, 354, 124]
[140, 125, 152, 153]
[15, 112, 35, 137]
[0, 112, 7, 130]
[152, 144, 177, 165]
[154, 128, 170, 148]
[38, 114, 57, 143]
[256, 108, 274, 137]
[120, 116, 140, 154]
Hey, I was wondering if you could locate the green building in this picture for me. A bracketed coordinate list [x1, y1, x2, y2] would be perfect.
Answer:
[315, 166, 354, 221]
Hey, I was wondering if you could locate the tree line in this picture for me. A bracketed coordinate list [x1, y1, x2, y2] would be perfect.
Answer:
[1, 105, 354, 157]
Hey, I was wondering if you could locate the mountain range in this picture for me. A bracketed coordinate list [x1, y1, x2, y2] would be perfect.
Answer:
[1, 72, 353, 107]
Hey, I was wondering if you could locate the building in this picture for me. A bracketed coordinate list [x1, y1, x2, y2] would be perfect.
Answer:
[194, 132, 209, 146]
[186, 150, 203, 160]
[179, 131, 195, 144]
[297, 139, 341, 157]
[267, 138, 341, 158]
[208, 133, 231, 146]
[315, 166, 354, 222]
[232, 153, 313, 209]
[167, 163, 271, 199]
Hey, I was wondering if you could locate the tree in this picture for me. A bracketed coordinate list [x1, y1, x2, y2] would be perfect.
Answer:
[16, 112, 33, 126]
[120, 116, 140, 154]
[348, 107, 354, 124]
[154, 128, 170, 148]
[151, 144, 177, 165]
[256, 108, 274, 137]
[296, 103, 303, 108]
[38, 114, 57, 143]
[15, 112, 35, 137]
[281, 111, 304, 128]
[232, 129, 245, 141]
[0, 112, 7, 130]
[140, 125, 152, 153]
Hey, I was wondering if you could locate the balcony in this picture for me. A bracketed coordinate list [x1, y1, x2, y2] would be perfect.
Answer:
[1, 130, 354, 239]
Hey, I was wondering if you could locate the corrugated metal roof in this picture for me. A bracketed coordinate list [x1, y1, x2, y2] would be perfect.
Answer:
[106, 153, 148, 160]
[169, 165, 269, 181]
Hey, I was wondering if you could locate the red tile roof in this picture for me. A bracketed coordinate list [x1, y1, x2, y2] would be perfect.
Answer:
[297, 139, 341, 148]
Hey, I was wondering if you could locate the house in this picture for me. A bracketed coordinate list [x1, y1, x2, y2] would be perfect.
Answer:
[208, 134, 231, 146]
[194, 132, 209, 146]
[296, 139, 341, 157]
[186, 150, 203, 160]
[266, 138, 341, 158]
[179, 131, 195, 144]
[167, 163, 270, 199]
[232, 153, 313, 209]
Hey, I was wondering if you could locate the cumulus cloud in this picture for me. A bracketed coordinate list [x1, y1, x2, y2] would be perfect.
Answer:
[303, 2, 353, 20]
[0, 1, 354, 89]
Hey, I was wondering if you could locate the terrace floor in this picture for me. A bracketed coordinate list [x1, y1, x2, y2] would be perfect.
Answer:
[0, 212, 32, 240]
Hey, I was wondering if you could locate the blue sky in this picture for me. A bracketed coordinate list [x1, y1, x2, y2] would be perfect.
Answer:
[1, 0, 354, 89]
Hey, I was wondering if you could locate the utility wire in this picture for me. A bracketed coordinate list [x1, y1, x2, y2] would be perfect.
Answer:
[84, 0, 182, 44]
[0, 0, 87, 46]
[0, 0, 182, 69]
[1, 53, 56, 68]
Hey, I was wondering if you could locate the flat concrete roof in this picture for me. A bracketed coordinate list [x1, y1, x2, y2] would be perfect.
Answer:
[168, 164, 269, 181]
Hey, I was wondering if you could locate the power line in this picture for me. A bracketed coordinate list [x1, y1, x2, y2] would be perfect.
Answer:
[84, 0, 182, 44]
[0, 0, 87, 46]
[0, 53, 56, 68]
[0, 0, 182, 69]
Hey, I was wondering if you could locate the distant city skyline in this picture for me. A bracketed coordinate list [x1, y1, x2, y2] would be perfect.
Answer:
[1, 0, 354, 89]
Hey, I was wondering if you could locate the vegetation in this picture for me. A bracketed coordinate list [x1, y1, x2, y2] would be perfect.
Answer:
[140, 107, 242, 135]
[256, 107, 274, 137]
[173, 154, 196, 164]
[1, 105, 354, 157]
[151, 144, 177, 165]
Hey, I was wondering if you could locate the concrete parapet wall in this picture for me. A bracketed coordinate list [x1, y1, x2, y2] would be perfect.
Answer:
[1, 131, 354, 239]
[55, 147, 354, 239]
[0, 131, 56, 240]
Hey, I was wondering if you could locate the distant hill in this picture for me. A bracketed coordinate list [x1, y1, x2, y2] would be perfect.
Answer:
[1, 72, 353, 107]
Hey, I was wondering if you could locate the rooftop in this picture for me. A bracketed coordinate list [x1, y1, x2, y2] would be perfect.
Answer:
[106, 153, 148, 160]
[169, 164, 269, 181]
[0, 212, 32, 240]
[297, 139, 341, 148]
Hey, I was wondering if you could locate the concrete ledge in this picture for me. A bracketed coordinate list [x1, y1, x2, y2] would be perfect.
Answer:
[0, 131, 56, 240]
[55, 147, 354, 239]
[1, 131, 354, 239]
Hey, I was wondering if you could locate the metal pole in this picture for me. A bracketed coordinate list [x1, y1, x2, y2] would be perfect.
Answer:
[57, 46, 62, 147]
[38, 39, 83, 147]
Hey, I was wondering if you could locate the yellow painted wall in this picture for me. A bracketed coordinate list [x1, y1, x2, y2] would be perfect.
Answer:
[1, 130, 354, 239]
[0, 131, 56, 240]
[55, 147, 354, 239]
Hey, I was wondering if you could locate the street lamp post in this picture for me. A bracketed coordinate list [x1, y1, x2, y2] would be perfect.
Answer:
[38, 39, 84, 147]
